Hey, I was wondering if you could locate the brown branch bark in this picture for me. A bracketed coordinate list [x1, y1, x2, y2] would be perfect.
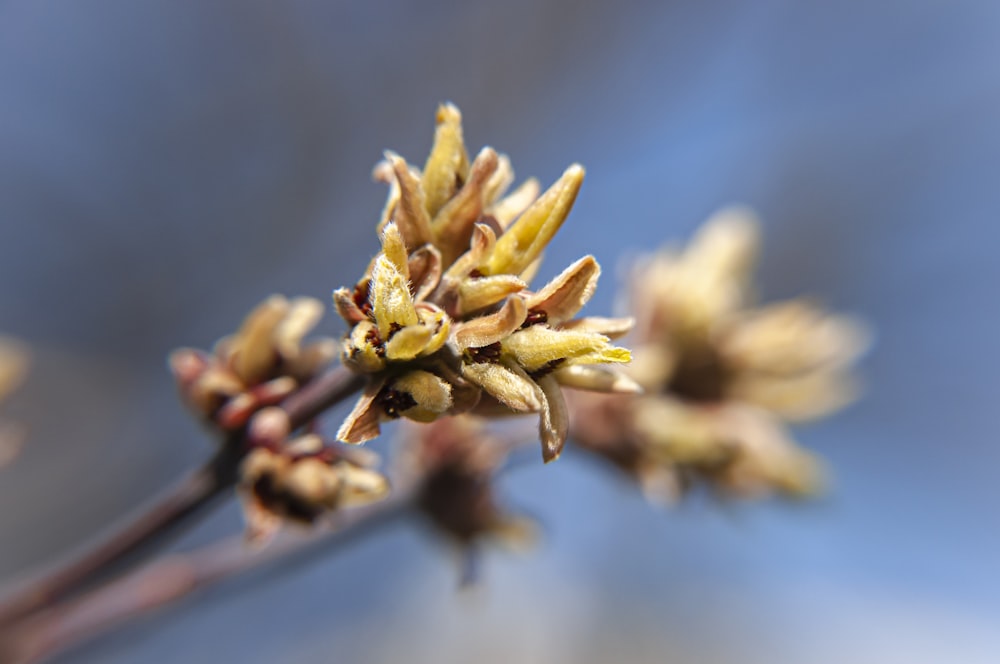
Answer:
[0, 493, 410, 664]
[0, 364, 364, 630]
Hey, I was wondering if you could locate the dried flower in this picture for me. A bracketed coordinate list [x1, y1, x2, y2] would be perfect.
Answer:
[396, 416, 535, 584]
[0, 338, 29, 468]
[170, 295, 337, 432]
[238, 408, 389, 544]
[572, 208, 868, 501]
[335, 104, 634, 462]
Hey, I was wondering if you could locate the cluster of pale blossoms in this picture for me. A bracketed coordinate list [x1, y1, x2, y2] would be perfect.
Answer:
[171, 106, 865, 548]
[571, 208, 868, 502]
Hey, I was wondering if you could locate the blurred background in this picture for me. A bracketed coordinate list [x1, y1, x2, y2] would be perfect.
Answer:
[1, 1, 998, 662]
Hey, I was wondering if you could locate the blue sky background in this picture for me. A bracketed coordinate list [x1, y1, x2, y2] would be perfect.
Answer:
[0, 1, 998, 662]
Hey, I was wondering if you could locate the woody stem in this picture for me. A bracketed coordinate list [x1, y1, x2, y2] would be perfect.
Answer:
[0, 364, 364, 629]
[0, 494, 411, 664]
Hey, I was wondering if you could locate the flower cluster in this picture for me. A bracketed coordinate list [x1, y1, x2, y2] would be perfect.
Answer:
[395, 416, 535, 584]
[237, 408, 388, 544]
[171, 296, 337, 431]
[572, 208, 868, 501]
[334, 104, 634, 462]
[0, 338, 29, 468]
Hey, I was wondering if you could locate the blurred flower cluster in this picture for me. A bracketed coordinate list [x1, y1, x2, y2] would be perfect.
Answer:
[334, 104, 634, 463]
[396, 416, 535, 584]
[237, 408, 388, 544]
[171, 295, 337, 432]
[572, 208, 868, 502]
[0, 338, 29, 468]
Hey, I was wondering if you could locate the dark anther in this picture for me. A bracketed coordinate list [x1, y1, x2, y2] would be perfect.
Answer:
[466, 341, 502, 364]
[521, 309, 548, 329]
[468, 269, 484, 279]
[387, 322, 403, 340]
[282, 492, 323, 523]
[252, 474, 280, 505]
[666, 345, 730, 403]
[353, 280, 374, 317]
[364, 327, 386, 357]
[378, 387, 417, 418]
[528, 358, 565, 380]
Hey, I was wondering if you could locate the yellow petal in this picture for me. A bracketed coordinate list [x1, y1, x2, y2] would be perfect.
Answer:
[422, 103, 469, 218]
[525, 255, 599, 325]
[337, 464, 391, 507]
[564, 346, 632, 367]
[484, 164, 584, 276]
[417, 304, 451, 356]
[684, 206, 760, 285]
[458, 274, 528, 315]
[728, 370, 859, 422]
[461, 360, 541, 412]
[721, 300, 869, 375]
[488, 177, 540, 229]
[380, 223, 410, 280]
[393, 370, 453, 422]
[275, 297, 324, 361]
[385, 151, 433, 249]
[432, 147, 499, 266]
[718, 405, 826, 497]
[285, 457, 337, 507]
[384, 324, 433, 362]
[453, 296, 527, 349]
[536, 373, 568, 463]
[552, 364, 642, 394]
[501, 324, 623, 373]
[370, 252, 418, 338]
[231, 295, 288, 385]
[342, 321, 386, 373]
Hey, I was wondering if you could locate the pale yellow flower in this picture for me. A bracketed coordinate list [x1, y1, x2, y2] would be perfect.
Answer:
[572, 208, 867, 500]
[335, 105, 634, 462]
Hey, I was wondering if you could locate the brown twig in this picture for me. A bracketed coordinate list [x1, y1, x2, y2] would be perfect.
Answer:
[0, 430, 536, 663]
[1, 493, 411, 664]
[0, 364, 364, 629]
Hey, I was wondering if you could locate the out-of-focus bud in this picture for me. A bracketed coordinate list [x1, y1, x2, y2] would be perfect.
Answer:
[396, 416, 536, 585]
[170, 296, 336, 432]
[239, 408, 389, 545]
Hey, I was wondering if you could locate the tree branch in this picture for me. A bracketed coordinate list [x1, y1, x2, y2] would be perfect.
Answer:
[1, 493, 411, 664]
[0, 364, 364, 628]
